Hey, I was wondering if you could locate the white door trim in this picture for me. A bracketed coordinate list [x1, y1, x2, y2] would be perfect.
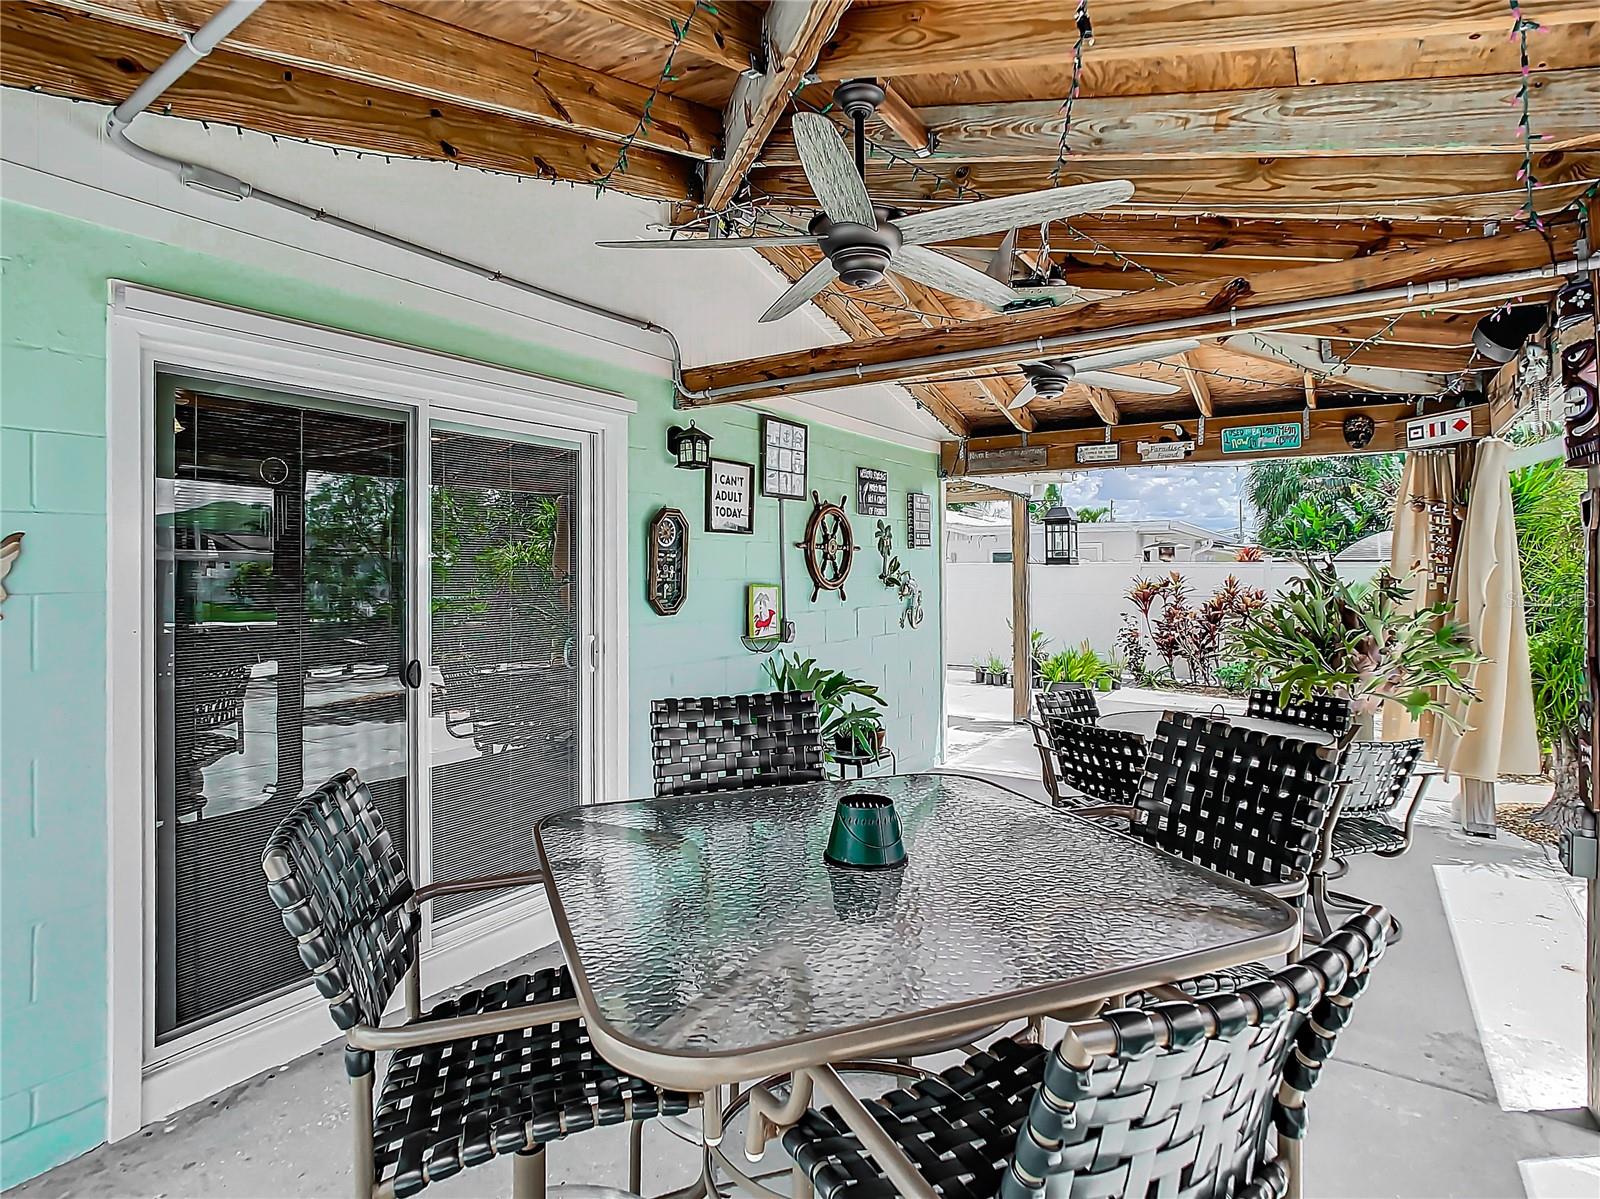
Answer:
[105, 284, 632, 1138]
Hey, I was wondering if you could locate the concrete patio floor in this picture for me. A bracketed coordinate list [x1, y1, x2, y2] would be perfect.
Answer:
[11, 681, 1597, 1198]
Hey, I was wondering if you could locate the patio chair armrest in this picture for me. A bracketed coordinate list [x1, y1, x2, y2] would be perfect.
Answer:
[345, 996, 583, 1052]
[409, 870, 546, 908]
[1262, 873, 1308, 903]
[1069, 803, 1136, 822]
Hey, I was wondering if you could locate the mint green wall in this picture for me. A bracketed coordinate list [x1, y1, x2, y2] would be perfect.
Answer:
[0, 199, 942, 1186]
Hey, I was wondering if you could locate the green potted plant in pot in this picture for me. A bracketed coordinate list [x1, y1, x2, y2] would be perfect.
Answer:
[1039, 642, 1114, 693]
[1236, 556, 1480, 738]
[765, 652, 888, 761]
[986, 653, 1009, 686]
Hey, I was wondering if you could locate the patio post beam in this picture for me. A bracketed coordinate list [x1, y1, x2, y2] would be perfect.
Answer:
[1011, 493, 1031, 724]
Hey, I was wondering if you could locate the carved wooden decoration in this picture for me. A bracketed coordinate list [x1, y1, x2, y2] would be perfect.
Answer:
[795, 492, 857, 602]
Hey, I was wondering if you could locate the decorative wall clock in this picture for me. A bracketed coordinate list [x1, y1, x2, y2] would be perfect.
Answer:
[795, 492, 858, 602]
[647, 507, 689, 615]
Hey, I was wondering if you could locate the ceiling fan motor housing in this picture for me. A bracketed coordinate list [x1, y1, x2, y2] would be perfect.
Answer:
[1024, 362, 1074, 397]
[809, 209, 904, 288]
[833, 78, 887, 121]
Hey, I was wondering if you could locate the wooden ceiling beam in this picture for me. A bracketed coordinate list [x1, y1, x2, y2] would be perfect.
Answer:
[876, 81, 935, 157]
[1177, 355, 1214, 417]
[568, 0, 764, 74]
[768, 70, 1600, 162]
[703, 0, 852, 211]
[1084, 386, 1120, 426]
[818, 0, 1599, 79]
[48, 0, 722, 158]
[678, 227, 1578, 403]
[0, 2, 696, 199]
[750, 152, 1600, 221]
[943, 402, 1489, 475]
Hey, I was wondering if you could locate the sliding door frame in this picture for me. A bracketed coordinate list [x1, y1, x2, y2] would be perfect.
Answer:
[106, 284, 633, 1138]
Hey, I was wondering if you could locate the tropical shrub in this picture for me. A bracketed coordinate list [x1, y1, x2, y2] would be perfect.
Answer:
[1115, 615, 1149, 683]
[1215, 659, 1261, 695]
[1509, 461, 1586, 828]
[765, 652, 886, 756]
[1122, 572, 1265, 686]
[1041, 642, 1114, 688]
[1236, 556, 1479, 728]
[1247, 455, 1403, 555]
[1235, 545, 1264, 562]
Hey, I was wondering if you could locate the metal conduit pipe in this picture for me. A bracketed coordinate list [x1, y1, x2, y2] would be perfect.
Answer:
[680, 254, 1599, 404]
[102, 0, 690, 378]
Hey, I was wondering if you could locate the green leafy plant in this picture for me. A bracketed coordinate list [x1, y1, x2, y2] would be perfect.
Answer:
[1509, 461, 1585, 829]
[1215, 659, 1261, 695]
[765, 653, 887, 757]
[1236, 556, 1480, 727]
[1041, 642, 1114, 688]
[1247, 454, 1403, 555]
[985, 653, 1009, 676]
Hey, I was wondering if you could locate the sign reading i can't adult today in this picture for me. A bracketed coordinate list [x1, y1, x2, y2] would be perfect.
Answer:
[705, 458, 754, 534]
[907, 492, 932, 548]
[856, 467, 888, 516]
[1220, 422, 1303, 454]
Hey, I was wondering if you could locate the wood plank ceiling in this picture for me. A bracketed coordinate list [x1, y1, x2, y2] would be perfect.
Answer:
[6, 0, 1596, 442]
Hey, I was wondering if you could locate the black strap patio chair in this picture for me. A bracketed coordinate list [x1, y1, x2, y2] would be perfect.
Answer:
[174, 660, 250, 819]
[650, 690, 824, 796]
[1035, 684, 1098, 725]
[1246, 687, 1353, 735]
[1077, 712, 1340, 1004]
[1314, 738, 1428, 942]
[1043, 717, 1147, 808]
[261, 768, 689, 1199]
[782, 908, 1389, 1199]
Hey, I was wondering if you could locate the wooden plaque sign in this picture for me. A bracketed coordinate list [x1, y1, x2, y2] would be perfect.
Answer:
[856, 467, 888, 516]
[907, 491, 932, 548]
[647, 507, 689, 615]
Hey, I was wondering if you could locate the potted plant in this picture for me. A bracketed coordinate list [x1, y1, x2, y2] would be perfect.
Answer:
[765, 652, 888, 760]
[830, 706, 887, 759]
[986, 653, 1009, 686]
[973, 657, 988, 685]
[1236, 556, 1480, 738]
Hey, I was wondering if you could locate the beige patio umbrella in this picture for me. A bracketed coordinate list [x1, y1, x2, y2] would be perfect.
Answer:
[1431, 438, 1541, 831]
[1382, 450, 1458, 743]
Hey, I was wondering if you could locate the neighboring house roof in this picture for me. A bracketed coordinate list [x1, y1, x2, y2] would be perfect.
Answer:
[1336, 529, 1394, 562]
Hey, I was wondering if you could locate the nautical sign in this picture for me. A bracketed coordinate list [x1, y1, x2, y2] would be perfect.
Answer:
[1136, 440, 1194, 462]
[1076, 442, 1121, 463]
[856, 467, 888, 516]
[907, 492, 932, 548]
[1405, 412, 1474, 449]
[1220, 422, 1303, 454]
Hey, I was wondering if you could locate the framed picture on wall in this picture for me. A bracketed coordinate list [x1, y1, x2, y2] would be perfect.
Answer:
[907, 491, 932, 548]
[747, 582, 781, 640]
[760, 415, 808, 500]
[704, 458, 754, 533]
[856, 467, 888, 516]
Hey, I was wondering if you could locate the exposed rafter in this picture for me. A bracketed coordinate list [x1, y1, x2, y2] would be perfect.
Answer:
[569, 0, 764, 75]
[1084, 386, 1120, 426]
[1177, 355, 1214, 417]
[703, 0, 853, 211]
[48, 0, 722, 157]
[817, 0, 1600, 79]
[678, 227, 1580, 405]
[0, 2, 695, 198]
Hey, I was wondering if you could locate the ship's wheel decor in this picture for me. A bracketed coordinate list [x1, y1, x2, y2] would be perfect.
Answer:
[876, 520, 924, 629]
[796, 492, 858, 602]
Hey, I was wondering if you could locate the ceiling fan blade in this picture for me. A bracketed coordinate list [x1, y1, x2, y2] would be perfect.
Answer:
[892, 180, 1135, 246]
[1073, 370, 1183, 396]
[889, 245, 1017, 309]
[759, 256, 839, 323]
[791, 111, 877, 227]
[596, 235, 822, 249]
[986, 227, 1019, 282]
[1222, 332, 1447, 393]
[1006, 381, 1039, 411]
[1067, 339, 1201, 373]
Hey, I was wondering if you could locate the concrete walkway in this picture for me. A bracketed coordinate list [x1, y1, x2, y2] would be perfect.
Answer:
[12, 690, 1597, 1198]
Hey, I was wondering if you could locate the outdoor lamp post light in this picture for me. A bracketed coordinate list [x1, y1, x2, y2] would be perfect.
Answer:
[666, 421, 713, 469]
[1043, 506, 1079, 565]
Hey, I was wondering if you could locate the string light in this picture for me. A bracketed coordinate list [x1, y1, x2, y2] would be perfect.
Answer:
[595, 1, 710, 194]
[1508, 0, 1547, 230]
[1050, 1, 1093, 186]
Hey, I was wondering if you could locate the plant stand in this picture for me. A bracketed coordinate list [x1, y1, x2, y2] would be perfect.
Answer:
[832, 746, 897, 780]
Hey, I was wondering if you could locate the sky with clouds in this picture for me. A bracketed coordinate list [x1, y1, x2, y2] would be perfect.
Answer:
[1049, 463, 1255, 535]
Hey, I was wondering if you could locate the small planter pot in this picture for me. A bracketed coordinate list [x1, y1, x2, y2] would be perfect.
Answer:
[994, 671, 1010, 687]
[973, 665, 986, 684]
[1096, 678, 1114, 693]
[834, 727, 886, 758]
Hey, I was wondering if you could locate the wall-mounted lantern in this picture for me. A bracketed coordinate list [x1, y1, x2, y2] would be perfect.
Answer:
[1043, 506, 1079, 565]
[666, 422, 713, 469]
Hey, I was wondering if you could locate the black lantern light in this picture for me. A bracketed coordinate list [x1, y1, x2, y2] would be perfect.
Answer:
[1042, 506, 1079, 565]
[666, 422, 713, 469]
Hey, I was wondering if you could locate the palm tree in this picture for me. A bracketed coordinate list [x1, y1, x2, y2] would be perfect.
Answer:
[1075, 505, 1111, 522]
[1246, 455, 1403, 554]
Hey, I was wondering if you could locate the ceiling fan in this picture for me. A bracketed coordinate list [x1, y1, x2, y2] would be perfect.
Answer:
[1007, 340, 1200, 410]
[598, 80, 1134, 322]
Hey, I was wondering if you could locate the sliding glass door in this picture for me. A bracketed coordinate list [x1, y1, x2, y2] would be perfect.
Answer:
[426, 424, 583, 921]
[150, 381, 588, 1049]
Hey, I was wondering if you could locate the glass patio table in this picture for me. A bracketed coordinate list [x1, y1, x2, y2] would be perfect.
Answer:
[534, 772, 1298, 1093]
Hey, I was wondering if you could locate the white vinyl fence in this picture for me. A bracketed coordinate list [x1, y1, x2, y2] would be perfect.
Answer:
[946, 560, 1381, 668]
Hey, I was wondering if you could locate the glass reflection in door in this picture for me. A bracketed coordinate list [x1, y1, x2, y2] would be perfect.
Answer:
[429, 425, 581, 920]
[153, 380, 409, 1042]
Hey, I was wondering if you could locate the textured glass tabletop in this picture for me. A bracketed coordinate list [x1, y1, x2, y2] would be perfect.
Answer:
[536, 773, 1295, 1087]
